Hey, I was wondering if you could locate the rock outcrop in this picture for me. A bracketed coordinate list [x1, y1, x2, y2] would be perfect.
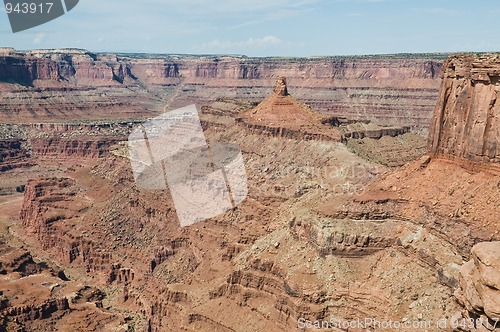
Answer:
[0, 49, 121, 87]
[0, 139, 32, 171]
[312, 54, 500, 332]
[456, 242, 500, 325]
[429, 54, 500, 169]
[19, 178, 112, 273]
[30, 137, 122, 158]
[0, 121, 137, 161]
[342, 126, 410, 140]
[2, 298, 70, 322]
[0, 49, 443, 126]
[273, 76, 288, 96]
[238, 76, 341, 141]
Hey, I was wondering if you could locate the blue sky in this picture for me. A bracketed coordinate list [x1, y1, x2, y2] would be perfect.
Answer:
[1, 0, 500, 56]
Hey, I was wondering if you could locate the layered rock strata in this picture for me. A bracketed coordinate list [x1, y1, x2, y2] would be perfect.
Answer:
[238, 76, 341, 141]
[429, 54, 500, 171]
[319, 54, 500, 331]
[0, 49, 443, 126]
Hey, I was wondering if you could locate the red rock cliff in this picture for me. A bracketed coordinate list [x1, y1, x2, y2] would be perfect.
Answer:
[0, 49, 443, 126]
[429, 54, 500, 165]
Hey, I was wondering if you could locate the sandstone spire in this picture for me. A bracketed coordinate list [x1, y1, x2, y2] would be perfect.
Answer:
[237, 75, 341, 141]
[273, 76, 288, 96]
[429, 54, 500, 167]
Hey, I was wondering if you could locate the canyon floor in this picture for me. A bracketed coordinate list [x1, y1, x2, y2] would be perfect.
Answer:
[0, 52, 499, 332]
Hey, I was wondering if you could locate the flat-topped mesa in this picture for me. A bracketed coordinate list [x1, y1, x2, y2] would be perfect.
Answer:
[237, 76, 341, 141]
[273, 76, 288, 96]
[429, 54, 500, 169]
[0, 48, 443, 125]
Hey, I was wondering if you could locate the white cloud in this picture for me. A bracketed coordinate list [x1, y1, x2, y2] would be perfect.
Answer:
[242, 36, 284, 47]
[199, 35, 305, 56]
[33, 32, 46, 45]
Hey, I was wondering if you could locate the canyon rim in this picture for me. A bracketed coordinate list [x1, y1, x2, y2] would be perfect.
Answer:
[0, 48, 498, 332]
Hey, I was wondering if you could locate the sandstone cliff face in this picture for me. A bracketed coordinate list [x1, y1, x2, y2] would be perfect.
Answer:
[0, 50, 122, 87]
[1, 50, 442, 88]
[19, 177, 123, 281]
[0, 121, 135, 160]
[429, 54, 500, 165]
[0, 139, 32, 171]
[456, 242, 500, 327]
[238, 76, 341, 141]
[336, 54, 500, 330]
[30, 137, 122, 158]
[0, 49, 443, 126]
[2, 298, 70, 322]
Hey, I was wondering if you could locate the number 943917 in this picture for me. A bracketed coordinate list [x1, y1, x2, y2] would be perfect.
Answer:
[5, 2, 54, 14]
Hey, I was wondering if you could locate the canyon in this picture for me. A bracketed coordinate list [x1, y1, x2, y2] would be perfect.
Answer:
[0, 50, 498, 332]
[0, 48, 443, 126]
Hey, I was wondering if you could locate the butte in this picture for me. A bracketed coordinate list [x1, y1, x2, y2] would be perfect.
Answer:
[237, 76, 341, 141]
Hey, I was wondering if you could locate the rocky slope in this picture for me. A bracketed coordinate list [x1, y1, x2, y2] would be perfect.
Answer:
[237, 76, 341, 141]
[0, 199, 127, 332]
[331, 54, 500, 241]
[323, 54, 500, 330]
[0, 49, 443, 126]
[4, 92, 462, 332]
